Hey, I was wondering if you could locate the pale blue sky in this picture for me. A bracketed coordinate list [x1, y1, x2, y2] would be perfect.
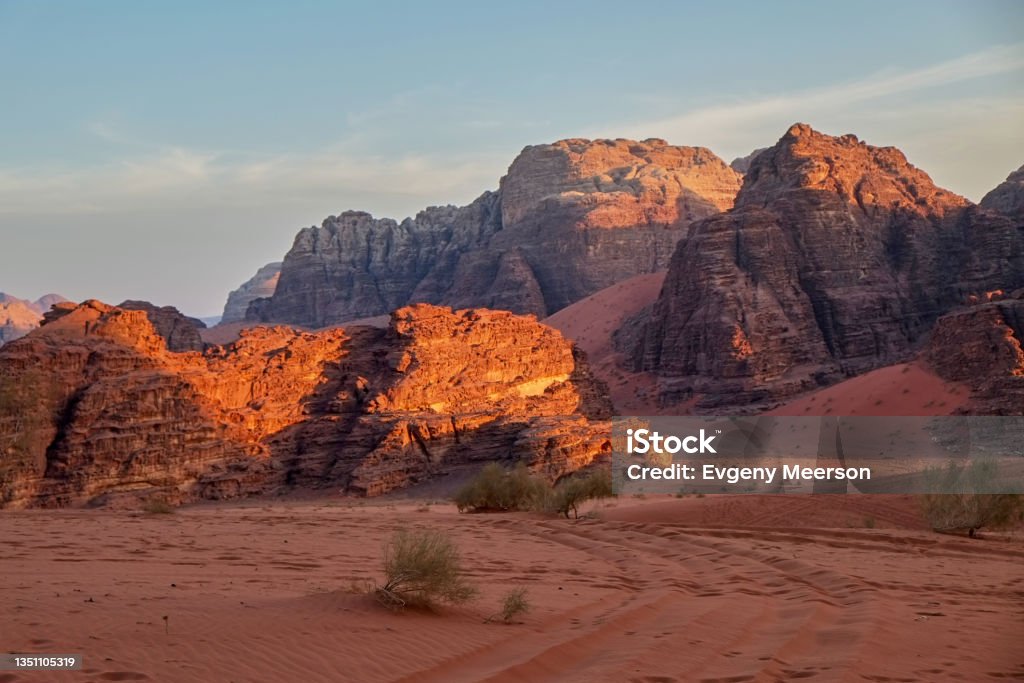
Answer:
[1, 0, 1022, 316]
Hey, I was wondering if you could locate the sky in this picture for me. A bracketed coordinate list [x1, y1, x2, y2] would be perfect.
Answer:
[1, 1, 1022, 317]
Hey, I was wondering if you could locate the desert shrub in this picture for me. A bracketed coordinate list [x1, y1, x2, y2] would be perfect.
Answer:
[920, 460, 1024, 536]
[454, 462, 550, 513]
[548, 468, 614, 519]
[375, 528, 477, 610]
[142, 498, 175, 514]
[487, 586, 530, 624]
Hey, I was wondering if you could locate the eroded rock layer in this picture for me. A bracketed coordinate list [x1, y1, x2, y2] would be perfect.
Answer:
[0, 301, 610, 508]
[634, 124, 1024, 409]
[247, 138, 742, 325]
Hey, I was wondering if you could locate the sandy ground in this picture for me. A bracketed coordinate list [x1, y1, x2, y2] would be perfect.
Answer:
[767, 363, 969, 416]
[2, 497, 1021, 682]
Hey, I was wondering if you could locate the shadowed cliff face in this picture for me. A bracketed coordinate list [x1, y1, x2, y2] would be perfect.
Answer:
[245, 138, 742, 327]
[981, 164, 1024, 223]
[0, 300, 611, 508]
[633, 124, 1024, 409]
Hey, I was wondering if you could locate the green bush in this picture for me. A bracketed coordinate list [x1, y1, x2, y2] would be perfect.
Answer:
[375, 528, 477, 609]
[454, 463, 550, 513]
[548, 468, 614, 519]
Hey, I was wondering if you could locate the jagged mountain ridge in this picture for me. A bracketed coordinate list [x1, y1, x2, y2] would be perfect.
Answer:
[631, 123, 1024, 409]
[245, 137, 742, 326]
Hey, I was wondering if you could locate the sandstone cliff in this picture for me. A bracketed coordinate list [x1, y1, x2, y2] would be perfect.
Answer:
[221, 262, 282, 323]
[923, 291, 1024, 415]
[0, 301, 610, 508]
[118, 300, 206, 352]
[248, 138, 742, 326]
[980, 163, 1024, 222]
[633, 124, 1024, 409]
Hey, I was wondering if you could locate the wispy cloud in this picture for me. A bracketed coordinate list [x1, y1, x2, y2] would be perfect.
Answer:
[600, 44, 1024, 149]
[0, 144, 504, 218]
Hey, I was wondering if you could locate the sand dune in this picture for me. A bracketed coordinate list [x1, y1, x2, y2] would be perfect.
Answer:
[2, 498, 1020, 682]
[544, 272, 666, 415]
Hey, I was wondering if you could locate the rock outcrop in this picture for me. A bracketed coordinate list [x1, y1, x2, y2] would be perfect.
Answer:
[0, 300, 610, 508]
[118, 300, 206, 352]
[980, 163, 1024, 222]
[221, 262, 282, 323]
[729, 148, 769, 174]
[633, 124, 1024, 409]
[0, 293, 68, 347]
[248, 138, 742, 326]
[923, 291, 1024, 414]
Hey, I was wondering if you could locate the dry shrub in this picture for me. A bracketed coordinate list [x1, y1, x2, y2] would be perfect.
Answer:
[454, 463, 550, 513]
[921, 460, 1024, 537]
[545, 469, 614, 519]
[375, 528, 477, 610]
[487, 587, 530, 624]
[142, 498, 174, 514]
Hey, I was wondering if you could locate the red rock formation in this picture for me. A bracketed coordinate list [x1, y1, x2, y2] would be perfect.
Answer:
[633, 124, 1024, 409]
[220, 261, 282, 323]
[247, 138, 741, 326]
[923, 292, 1024, 414]
[980, 163, 1024, 222]
[0, 293, 68, 347]
[118, 300, 206, 352]
[0, 301, 610, 508]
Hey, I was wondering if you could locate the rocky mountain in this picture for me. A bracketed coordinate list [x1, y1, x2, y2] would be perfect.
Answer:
[0, 300, 610, 508]
[247, 138, 742, 327]
[981, 164, 1024, 222]
[221, 262, 282, 323]
[729, 148, 769, 174]
[117, 300, 206, 352]
[631, 124, 1024, 409]
[924, 290, 1024, 415]
[0, 293, 68, 347]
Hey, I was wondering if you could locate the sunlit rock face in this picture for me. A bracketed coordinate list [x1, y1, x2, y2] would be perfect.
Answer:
[631, 124, 1024, 409]
[0, 300, 610, 508]
[247, 137, 742, 326]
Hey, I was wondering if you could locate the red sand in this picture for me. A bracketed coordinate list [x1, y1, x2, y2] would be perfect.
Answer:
[1, 498, 1020, 682]
[768, 362, 969, 416]
[544, 272, 667, 414]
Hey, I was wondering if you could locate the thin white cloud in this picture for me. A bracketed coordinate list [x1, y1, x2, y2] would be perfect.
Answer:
[599, 43, 1024, 155]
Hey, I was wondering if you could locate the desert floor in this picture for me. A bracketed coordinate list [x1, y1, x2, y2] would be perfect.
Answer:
[1, 495, 1022, 683]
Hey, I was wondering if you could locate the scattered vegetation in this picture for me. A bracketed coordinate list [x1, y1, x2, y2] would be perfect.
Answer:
[920, 460, 1024, 537]
[142, 498, 175, 514]
[548, 469, 614, 519]
[454, 463, 615, 520]
[454, 463, 549, 513]
[486, 587, 530, 624]
[375, 529, 477, 610]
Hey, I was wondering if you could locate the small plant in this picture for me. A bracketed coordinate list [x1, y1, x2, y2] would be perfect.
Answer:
[487, 587, 530, 624]
[863, 516, 876, 529]
[375, 529, 477, 610]
[143, 498, 174, 514]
